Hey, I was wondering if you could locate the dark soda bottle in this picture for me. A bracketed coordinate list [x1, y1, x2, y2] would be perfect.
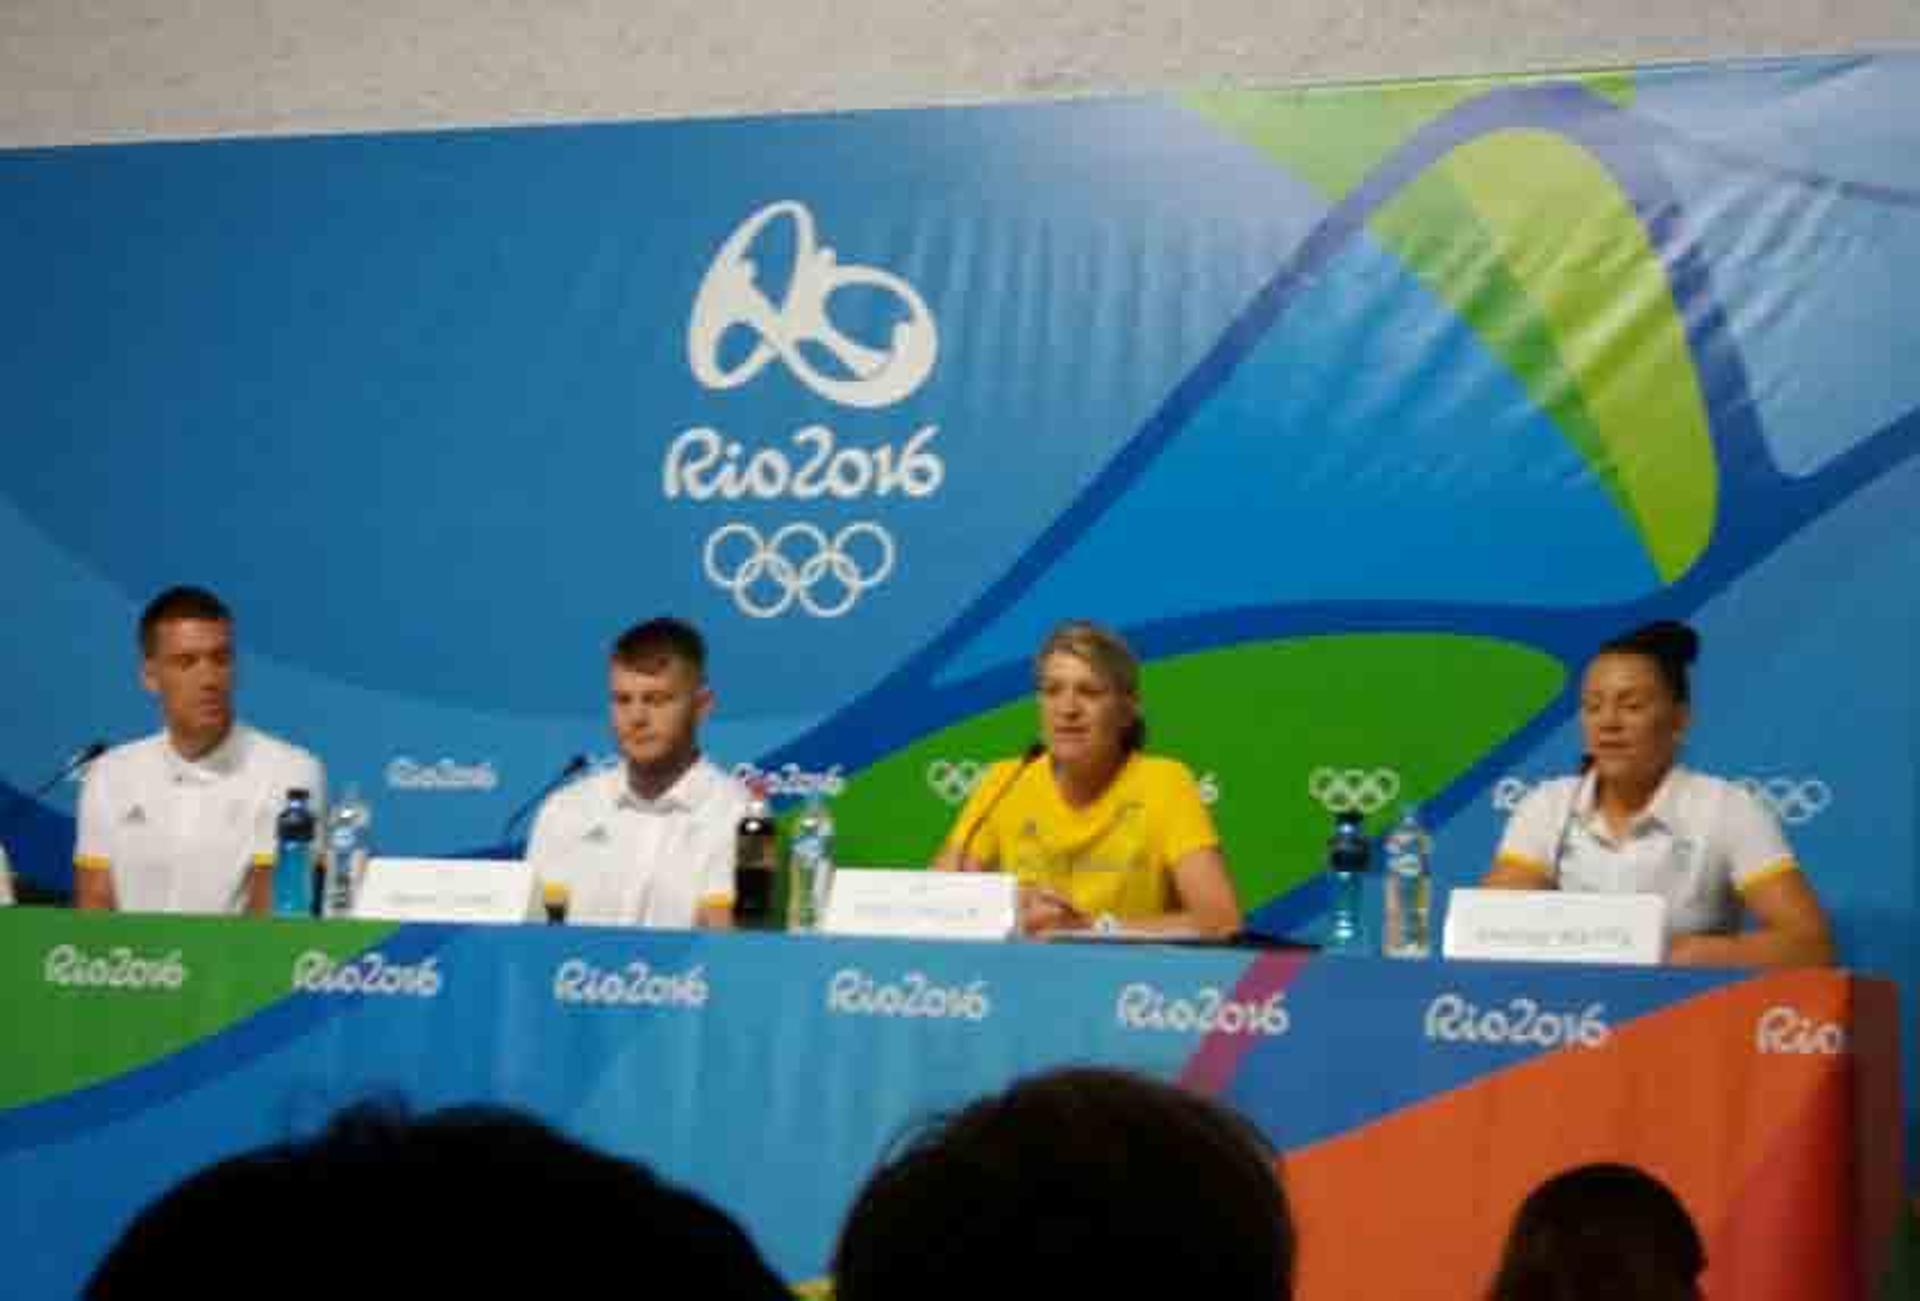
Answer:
[734, 782, 779, 929]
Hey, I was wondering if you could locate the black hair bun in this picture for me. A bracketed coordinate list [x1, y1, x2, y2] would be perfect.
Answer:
[1617, 620, 1700, 667]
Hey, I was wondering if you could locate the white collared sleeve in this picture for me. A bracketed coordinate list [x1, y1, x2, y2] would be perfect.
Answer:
[525, 791, 573, 893]
[1718, 782, 1799, 893]
[74, 753, 116, 874]
[698, 780, 747, 908]
[304, 755, 329, 851]
[1493, 778, 1573, 884]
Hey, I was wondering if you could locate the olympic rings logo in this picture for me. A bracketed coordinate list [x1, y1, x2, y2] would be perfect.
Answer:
[926, 760, 984, 806]
[688, 201, 938, 410]
[1307, 767, 1401, 814]
[1737, 776, 1832, 826]
[702, 522, 896, 619]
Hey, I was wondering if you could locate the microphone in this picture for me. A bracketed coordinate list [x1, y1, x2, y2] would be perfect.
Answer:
[55, 741, 108, 789]
[0, 739, 108, 835]
[499, 753, 591, 853]
[1546, 754, 1594, 881]
[955, 742, 1045, 868]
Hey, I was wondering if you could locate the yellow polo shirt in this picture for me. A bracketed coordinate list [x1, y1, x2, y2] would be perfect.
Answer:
[944, 753, 1219, 920]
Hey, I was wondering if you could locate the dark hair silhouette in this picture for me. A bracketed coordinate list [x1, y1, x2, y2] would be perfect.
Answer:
[86, 1101, 788, 1299]
[1487, 1162, 1705, 1301]
[138, 586, 232, 656]
[834, 1066, 1294, 1301]
[612, 616, 709, 679]
[1596, 620, 1701, 705]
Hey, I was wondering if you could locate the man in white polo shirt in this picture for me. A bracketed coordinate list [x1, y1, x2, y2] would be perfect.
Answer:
[526, 618, 747, 929]
[74, 586, 326, 916]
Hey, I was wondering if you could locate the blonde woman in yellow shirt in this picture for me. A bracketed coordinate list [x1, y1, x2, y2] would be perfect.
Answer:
[933, 621, 1242, 939]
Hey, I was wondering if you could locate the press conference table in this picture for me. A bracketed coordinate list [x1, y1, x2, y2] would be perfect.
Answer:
[0, 909, 1904, 1300]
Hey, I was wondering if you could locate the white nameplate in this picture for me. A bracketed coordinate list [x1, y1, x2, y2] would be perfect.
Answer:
[820, 868, 1018, 941]
[1443, 888, 1667, 966]
[353, 858, 538, 925]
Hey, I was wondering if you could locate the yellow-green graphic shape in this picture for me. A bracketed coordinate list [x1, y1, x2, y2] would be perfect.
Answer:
[1185, 80, 1716, 583]
[1183, 72, 1632, 205]
[832, 635, 1565, 910]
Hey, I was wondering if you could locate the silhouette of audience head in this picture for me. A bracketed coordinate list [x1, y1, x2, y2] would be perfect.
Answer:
[86, 1100, 789, 1298]
[833, 1065, 1294, 1301]
[1488, 1162, 1705, 1301]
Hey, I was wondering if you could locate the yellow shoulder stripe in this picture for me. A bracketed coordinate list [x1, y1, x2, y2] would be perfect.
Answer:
[1492, 851, 1552, 879]
[1736, 857, 1800, 893]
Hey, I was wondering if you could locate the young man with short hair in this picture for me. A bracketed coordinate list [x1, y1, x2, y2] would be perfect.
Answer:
[525, 618, 747, 929]
[75, 586, 326, 915]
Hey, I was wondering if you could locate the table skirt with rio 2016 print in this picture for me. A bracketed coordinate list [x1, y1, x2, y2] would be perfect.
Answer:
[0, 908, 1905, 1299]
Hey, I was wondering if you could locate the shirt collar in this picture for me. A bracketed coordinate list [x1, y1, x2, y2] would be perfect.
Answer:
[1643, 765, 1689, 829]
[613, 755, 715, 813]
[1576, 764, 1687, 833]
[164, 724, 246, 785]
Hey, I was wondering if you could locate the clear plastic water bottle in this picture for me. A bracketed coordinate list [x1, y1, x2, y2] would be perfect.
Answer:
[787, 789, 835, 931]
[1325, 808, 1371, 954]
[272, 788, 316, 917]
[322, 784, 372, 919]
[1382, 805, 1433, 959]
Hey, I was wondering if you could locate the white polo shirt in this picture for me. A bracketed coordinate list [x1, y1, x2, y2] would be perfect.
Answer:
[75, 724, 327, 916]
[1494, 765, 1799, 935]
[525, 757, 746, 929]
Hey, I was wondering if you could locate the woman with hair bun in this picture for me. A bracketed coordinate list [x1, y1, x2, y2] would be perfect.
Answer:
[1483, 621, 1833, 967]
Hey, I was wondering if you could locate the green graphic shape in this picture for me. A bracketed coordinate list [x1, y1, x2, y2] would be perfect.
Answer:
[0, 910, 396, 1110]
[1386, 129, 1717, 581]
[1185, 80, 1716, 584]
[831, 635, 1566, 911]
[1182, 72, 1632, 204]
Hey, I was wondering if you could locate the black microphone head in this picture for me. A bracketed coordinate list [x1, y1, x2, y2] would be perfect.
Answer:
[1577, 753, 1595, 773]
[1021, 741, 1046, 762]
[74, 740, 108, 766]
[560, 753, 591, 779]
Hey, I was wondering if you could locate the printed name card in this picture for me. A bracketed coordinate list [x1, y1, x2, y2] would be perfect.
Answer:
[819, 869, 1018, 941]
[354, 858, 538, 925]
[1442, 888, 1667, 966]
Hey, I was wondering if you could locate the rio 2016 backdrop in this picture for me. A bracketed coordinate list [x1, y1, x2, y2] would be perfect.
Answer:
[3, 55, 1916, 1113]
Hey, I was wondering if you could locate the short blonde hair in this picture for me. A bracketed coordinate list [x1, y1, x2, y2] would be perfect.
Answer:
[1034, 620, 1146, 751]
[1035, 620, 1139, 695]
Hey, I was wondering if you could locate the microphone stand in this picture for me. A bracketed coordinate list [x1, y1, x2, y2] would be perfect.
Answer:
[1, 741, 108, 907]
[955, 742, 1046, 867]
[498, 755, 590, 857]
[1547, 756, 1596, 882]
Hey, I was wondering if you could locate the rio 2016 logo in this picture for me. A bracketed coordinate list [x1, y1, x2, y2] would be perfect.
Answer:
[1754, 1004, 1847, 1055]
[1423, 992, 1610, 1048]
[671, 201, 943, 619]
[825, 967, 990, 1021]
[42, 943, 187, 991]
